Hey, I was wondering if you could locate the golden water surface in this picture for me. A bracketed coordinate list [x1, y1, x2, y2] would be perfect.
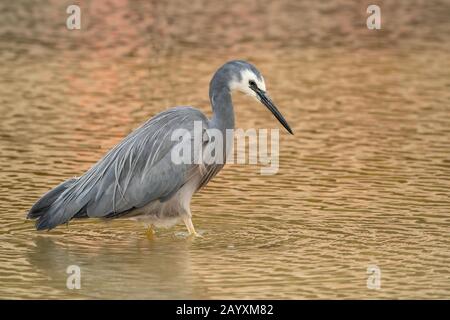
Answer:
[0, 0, 449, 299]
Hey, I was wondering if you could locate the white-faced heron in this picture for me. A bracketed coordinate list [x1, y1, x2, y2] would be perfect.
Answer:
[28, 60, 293, 237]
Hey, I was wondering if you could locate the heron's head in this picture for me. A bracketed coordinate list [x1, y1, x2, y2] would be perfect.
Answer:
[212, 60, 293, 135]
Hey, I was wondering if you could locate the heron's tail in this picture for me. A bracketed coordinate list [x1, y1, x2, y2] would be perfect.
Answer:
[27, 178, 82, 230]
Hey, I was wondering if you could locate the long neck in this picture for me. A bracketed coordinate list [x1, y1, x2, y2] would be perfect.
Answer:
[209, 86, 235, 133]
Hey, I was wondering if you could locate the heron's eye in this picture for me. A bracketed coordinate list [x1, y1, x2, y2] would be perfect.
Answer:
[249, 80, 257, 87]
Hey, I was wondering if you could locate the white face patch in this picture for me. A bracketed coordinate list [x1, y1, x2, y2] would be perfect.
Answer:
[229, 69, 266, 100]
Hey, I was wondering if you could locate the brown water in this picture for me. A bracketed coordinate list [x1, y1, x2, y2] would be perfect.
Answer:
[0, 0, 449, 299]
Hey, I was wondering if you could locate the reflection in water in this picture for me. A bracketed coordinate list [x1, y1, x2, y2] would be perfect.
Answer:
[0, 0, 449, 299]
[27, 235, 201, 299]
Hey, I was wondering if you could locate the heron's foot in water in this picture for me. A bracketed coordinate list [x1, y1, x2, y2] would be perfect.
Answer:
[183, 217, 203, 238]
[190, 230, 203, 238]
[145, 225, 155, 240]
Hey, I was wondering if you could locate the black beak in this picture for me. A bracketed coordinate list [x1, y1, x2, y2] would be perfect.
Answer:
[252, 86, 293, 135]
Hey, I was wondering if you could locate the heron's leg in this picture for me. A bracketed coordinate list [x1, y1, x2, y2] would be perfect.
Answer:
[183, 216, 202, 237]
[145, 224, 155, 239]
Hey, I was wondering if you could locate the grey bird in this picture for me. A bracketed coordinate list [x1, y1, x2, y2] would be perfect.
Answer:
[27, 60, 293, 236]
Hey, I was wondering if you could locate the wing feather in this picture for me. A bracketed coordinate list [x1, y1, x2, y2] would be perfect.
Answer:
[32, 106, 210, 229]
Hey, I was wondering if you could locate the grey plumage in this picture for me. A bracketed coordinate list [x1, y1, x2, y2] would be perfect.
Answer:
[28, 60, 293, 233]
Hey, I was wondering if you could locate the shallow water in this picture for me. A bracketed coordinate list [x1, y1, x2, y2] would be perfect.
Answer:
[0, 0, 449, 299]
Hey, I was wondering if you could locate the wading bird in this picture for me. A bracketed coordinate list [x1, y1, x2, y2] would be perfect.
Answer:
[28, 60, 293, 237]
